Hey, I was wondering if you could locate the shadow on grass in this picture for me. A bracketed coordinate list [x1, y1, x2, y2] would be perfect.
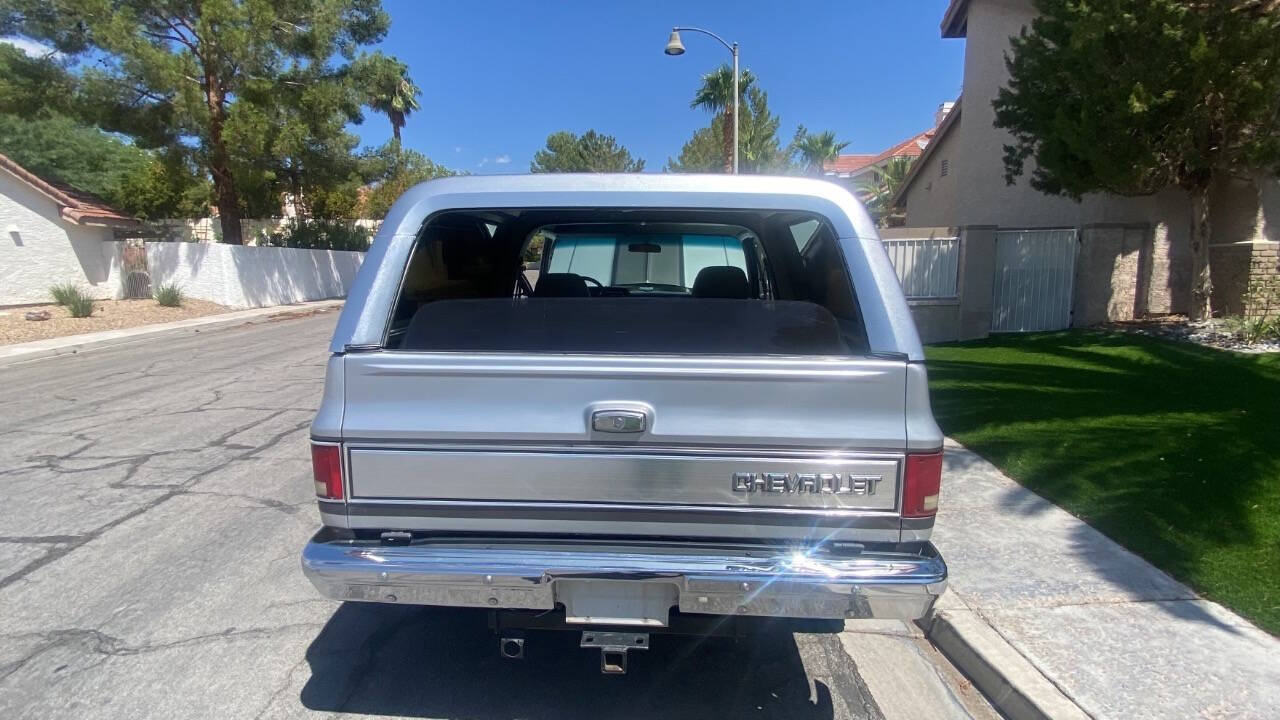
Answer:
[928, 331, 1280, 633]
[301, 604, 868, 720]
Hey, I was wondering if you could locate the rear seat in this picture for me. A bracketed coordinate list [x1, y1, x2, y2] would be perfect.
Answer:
[401, 297, 848, 355]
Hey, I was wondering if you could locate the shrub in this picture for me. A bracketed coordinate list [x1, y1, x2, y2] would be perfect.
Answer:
[261, 218, 371, 251]
[1225, 315, 1280, 344]
[1228, 274, 1280, 343]
[62, 288, 95, 318]
[49, 283, 80, 306]
[153, 283, 184, 307]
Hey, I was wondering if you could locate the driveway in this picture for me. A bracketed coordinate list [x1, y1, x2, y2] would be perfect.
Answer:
[0, 314, 993, 720]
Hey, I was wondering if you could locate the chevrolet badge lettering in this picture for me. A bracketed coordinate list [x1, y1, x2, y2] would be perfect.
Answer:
[732, 472, 882, 495]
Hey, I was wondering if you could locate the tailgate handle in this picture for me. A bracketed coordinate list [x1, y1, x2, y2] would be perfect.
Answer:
[591, 410, 647, 433]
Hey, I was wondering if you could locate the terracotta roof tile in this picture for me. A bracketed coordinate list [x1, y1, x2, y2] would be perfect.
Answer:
[825, 154, 877, 173]
[824, 129, 935, 176]
[0, 152, 138, 227]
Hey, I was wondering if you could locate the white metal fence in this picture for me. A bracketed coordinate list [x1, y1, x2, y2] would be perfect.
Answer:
[882, 237, 961, 299]
[991, 229, 1078, 332]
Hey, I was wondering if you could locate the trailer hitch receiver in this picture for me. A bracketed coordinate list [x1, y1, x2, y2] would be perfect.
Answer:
[580, 631, 648, 674]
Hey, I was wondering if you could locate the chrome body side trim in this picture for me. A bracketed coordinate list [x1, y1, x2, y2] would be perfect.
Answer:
[345, 500, 902, 526]
[337, 498, 905, 542]
[301, 534, 947, 623]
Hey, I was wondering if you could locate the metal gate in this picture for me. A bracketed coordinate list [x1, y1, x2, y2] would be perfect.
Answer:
[991, 229, 1077, 332]
[121, 239, 152, 299]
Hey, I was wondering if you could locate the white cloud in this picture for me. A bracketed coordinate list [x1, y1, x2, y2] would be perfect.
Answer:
[477, 157, 489, 167]
[453, 146, 463, 153]
[494, 154, 511, 165]
[1, 37, 61, 59]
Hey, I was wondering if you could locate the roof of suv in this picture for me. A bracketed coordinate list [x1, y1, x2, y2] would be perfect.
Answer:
[333, 174, 923, 361]
[381, 174, 880, 241]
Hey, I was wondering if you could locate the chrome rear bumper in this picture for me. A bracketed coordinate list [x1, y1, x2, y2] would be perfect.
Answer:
[301, 533, 947, 624]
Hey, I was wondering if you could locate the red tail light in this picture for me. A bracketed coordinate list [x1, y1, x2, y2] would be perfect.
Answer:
[311, 443, 344, 500]
[903, 451, 943, 518]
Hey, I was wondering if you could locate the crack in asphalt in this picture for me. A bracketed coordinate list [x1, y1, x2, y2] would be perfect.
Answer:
[252, 655, 312, 720]
[0, 328, 321, 595]
[0, 623, 325, 684]
[0, 318, 340, 706]
[0, 414, 313, 593]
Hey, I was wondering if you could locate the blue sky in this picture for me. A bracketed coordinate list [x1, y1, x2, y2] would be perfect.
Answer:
[359, 0, 965, 173]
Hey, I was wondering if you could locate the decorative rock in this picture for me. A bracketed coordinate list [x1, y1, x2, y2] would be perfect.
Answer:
[24, 310, 52, 321]
[1103, 316, 1280, 353]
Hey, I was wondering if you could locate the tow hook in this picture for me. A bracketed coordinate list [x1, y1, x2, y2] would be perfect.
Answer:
[580, 631, 649, 674]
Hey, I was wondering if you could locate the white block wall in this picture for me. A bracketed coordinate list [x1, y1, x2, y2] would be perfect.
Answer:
[144, 242, 364, 308]
[1, 172, 121, 305]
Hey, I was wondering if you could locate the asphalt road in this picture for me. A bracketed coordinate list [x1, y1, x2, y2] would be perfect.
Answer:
[0, 313, 995, 720]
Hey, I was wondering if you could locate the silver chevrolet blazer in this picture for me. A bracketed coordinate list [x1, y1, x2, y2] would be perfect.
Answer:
[302, 173, 946, 671]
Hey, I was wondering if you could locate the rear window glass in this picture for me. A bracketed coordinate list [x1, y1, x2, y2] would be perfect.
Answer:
[384, 209, 868, 356]
[547, 234, 747, 294]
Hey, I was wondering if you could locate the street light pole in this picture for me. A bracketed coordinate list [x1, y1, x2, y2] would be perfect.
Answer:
[664, 26, 740, 174]
[731, 41, 739, 174]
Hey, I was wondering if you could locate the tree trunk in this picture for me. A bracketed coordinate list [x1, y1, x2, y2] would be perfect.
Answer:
[1188, 184, 1214, 320]
[392, 119, 402, 142]
[204, 68, 243, 245]
[721, 108, 734, 174]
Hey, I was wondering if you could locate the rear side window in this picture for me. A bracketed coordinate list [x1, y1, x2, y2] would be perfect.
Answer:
[384, 209, 868, 356]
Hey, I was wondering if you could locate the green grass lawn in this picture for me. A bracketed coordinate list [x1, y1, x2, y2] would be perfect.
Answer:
[926, 331, 1280, 634]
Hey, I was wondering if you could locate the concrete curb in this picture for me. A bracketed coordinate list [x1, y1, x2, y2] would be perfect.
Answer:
[0, 300, 344, 368]
[922, 606, 1091, 720]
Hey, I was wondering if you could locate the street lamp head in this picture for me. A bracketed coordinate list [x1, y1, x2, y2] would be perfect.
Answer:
[663, 29, 685, 56]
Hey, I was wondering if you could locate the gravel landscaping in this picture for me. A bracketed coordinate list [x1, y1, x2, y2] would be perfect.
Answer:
[1100, 315, 1280, 353]
[0, 298, 231, 345]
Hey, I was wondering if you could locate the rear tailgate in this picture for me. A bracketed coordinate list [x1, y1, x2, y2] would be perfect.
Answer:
[337, 352, 908, 542]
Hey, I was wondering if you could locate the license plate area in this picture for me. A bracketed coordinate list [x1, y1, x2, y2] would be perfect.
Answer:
[555, 578, 678, 627]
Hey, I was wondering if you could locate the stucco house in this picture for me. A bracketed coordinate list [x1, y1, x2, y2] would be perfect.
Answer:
[892, 0, 1279, 340]
[0, 153, 138, 306]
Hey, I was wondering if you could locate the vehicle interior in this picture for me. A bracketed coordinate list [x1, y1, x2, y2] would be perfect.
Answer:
[385, 208, 869, 356]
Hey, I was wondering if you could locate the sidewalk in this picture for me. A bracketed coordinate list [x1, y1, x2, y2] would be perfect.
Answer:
[0, 299, 344, 367]
[930, 439, 1280, 719]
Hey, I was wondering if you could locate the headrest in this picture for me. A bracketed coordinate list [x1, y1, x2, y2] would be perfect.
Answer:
[691, 266, 750, 299]
[535, 272, 590, 297]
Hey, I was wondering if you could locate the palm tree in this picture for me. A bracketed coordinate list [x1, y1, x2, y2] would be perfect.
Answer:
[858, 156, 916, 226]
[791, 128, 850, 175]
[366, 58, 421, 142]
[690, 65, 756, 173]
